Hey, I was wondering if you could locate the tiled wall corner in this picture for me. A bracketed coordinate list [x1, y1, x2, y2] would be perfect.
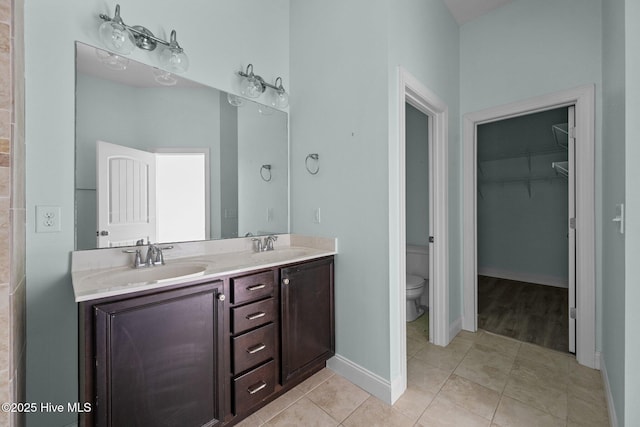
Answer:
[1, 0, 26, 425]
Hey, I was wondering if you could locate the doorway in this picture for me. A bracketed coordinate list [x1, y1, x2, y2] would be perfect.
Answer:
[393, 67, 449, 402]
[405, 103, 432, 342]
[462, 85, 596, 368]
[475, 106, 573, 353]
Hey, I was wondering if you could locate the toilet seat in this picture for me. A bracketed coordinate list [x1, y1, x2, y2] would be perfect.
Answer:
[407, 274, 425, 289]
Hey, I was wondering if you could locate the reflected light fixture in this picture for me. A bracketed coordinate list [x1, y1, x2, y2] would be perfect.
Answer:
[98, 4, 189, 73]
[152, 68, 177, 86]
[227, 93, 245, 107]
[237, 64, 289, 108]
[94, 48, 130, 71]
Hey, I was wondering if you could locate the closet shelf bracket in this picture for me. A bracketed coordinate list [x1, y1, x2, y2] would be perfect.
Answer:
[552, 161, 569, 178]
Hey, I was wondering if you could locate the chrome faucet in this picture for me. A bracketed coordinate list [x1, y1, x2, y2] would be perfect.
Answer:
[251, 237, 263, 252]
[123, 242, 173, 268]
[263, 235, 278, 251]
[251, 235, 277, 252]
[144, 243, 173, 266]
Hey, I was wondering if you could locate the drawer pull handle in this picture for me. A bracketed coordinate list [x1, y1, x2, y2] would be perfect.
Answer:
[247, 381, 267, 395]
[247, 343, 267, 354]
[246, 312, 266, 321]
[247, 284, 266, 291]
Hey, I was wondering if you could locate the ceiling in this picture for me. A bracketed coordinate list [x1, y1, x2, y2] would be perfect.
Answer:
[443, 0, 513, 25]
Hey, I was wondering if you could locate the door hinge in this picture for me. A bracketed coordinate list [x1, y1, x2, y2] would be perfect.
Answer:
[570, 307, 577, 319]
[429, 236, 434, 243]
[569, 126, 576, 139]
[569, 218, 576, 229]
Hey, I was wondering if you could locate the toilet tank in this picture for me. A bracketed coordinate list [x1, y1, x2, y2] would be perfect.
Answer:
[407, 244, 429, 279]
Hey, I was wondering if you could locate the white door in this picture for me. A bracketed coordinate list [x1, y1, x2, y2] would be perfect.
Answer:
[97, 141, 157, 248]
[568, 106, 576, 353]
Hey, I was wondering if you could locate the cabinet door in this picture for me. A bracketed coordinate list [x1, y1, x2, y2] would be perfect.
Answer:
[281, 257, 334, 385]
[94, 282, 224, 427]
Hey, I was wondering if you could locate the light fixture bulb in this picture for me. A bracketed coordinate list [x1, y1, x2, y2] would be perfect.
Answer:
[158, 30, 189, 73]
[98, 6, 135, 55]
[272, 90, 289, 109]
[241, 77, 263, 98]
[270, 77, 289, 108]
[99, 20, 135, 54]
[159, 48, 189, 73]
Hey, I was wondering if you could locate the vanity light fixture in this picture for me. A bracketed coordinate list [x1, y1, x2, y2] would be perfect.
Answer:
[237, 64, 289, 108]
[98, 4, 189, 73]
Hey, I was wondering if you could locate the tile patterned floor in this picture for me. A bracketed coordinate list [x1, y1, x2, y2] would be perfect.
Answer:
[237, 328, 610, 427]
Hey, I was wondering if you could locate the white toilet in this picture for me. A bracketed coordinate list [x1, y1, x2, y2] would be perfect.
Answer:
[406, 244, 429, 322]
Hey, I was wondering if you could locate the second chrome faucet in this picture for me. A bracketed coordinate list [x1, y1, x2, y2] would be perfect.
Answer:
[252, 235, 278, 252]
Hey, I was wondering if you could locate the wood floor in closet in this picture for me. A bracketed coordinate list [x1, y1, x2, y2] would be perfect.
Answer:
[477, 275, 569, 353]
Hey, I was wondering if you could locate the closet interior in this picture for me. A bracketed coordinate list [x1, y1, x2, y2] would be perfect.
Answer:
[476, 106, 571, 353]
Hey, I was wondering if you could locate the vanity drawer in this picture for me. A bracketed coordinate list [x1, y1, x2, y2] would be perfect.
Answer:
[232, 298, 276, 334]
[232, 270, 275, 304]
[233, 359, 276, 415]
[233, 323, 275, 375]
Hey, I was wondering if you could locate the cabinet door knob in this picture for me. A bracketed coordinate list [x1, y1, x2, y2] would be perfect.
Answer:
[217, 294, 226, 301]
[283, 278, 290, 285]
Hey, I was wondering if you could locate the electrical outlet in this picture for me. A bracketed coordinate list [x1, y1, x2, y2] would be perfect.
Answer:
[313, 208, 321, 224]
[36, 206, 61, 233]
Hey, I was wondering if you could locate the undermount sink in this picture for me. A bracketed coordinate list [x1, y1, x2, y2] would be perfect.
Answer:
[85, 263, 208, 286]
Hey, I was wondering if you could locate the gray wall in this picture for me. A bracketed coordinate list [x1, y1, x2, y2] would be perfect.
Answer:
[291, 0, 460, 386]
[601, 0, 626, 423]
[477, 109, 569, 286]
[405, 103, 429, 246]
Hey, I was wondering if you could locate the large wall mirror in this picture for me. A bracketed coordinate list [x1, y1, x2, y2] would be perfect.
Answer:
[75, 42, 289, 250]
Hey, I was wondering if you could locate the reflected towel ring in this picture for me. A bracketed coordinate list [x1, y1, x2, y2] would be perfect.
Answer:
[305, 153, 319, 175]
[260, 164, 272, 182]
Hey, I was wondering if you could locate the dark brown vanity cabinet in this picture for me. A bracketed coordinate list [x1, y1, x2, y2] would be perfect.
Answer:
[80, 256, 335, 427]
[280, 257, 335, 385]
[228, 270, 279, 417]
[81, 281, 225, 427]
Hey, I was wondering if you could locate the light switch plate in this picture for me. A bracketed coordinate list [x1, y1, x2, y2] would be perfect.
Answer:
[36, 205, 61, 233]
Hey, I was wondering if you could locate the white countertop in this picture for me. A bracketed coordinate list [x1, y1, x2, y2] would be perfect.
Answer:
[71, 234, 337, 302]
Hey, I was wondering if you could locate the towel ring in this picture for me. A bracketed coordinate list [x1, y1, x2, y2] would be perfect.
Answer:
[305, 153, 319, 175]
[260, 164, 272, 182]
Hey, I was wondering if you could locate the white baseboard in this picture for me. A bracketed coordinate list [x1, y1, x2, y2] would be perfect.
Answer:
[327, 354, 393, 404]
[478, 267, 568, 288]
[449, 316, 462, 343]
[599, 352, 618, 427]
